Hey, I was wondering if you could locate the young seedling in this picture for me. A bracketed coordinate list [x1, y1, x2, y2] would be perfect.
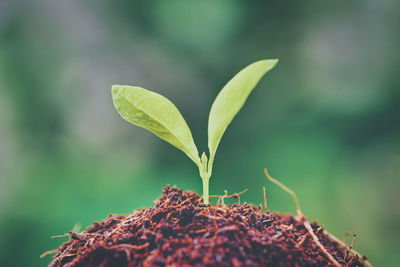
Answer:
[112, 59, 278, 204]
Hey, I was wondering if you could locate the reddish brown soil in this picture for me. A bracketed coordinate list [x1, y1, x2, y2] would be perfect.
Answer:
[49, 186, 367, 267]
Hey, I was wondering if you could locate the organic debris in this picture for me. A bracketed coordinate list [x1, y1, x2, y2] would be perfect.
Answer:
[48, 186, 368, 267]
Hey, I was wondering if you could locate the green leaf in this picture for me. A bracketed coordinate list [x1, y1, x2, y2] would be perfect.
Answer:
[207, 59, 278, 174]
[112, 85, 201, 167]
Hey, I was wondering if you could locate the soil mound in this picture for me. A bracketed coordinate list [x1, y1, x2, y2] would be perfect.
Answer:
[49, 186, 367, 266]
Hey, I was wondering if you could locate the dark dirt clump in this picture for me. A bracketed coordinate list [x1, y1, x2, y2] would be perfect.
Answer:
[49, 186, 368, 267]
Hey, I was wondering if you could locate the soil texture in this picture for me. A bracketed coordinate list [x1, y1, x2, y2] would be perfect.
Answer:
[49, 186, 368, 267]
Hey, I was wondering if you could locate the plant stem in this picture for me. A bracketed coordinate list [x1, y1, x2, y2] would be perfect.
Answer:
[200, 152, 211, 204]
[202, 177, 209, 204]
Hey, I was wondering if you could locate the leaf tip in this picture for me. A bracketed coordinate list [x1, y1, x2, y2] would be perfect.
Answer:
[111, 84, 121, 98]
[271, 58, 279, 66]
[201, 152, 208, 167]
[259, 58, 279, 71]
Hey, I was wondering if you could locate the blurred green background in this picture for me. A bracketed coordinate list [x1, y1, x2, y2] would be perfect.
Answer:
[0, 0, 399, 266]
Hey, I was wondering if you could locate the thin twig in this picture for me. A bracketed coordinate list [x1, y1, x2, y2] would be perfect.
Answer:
[345, 229, 356, 261]
[295, 234, 308, 248]
[263, 186, 268, 212]
[235, 193, 241, 204]
[51, 233, 70, 238]
[40, 249, 57, 258]
[225, 189, 248, 198]
[342, 231, 349, 243]
[264, 168, 341, 267]
[324, 230, 372, 267]
[210, 189, 248, 206]
[264, 169, 301, 211]
[298, 211, 341, 267]
[221, 190, 228, 206]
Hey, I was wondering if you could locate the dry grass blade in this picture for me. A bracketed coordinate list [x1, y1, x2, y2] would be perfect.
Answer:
[263, 186, 268, 212]
[324, 230, 373, 267]
[264, 168, 341, 267]
[264, 168, 301, 211]
[299, 212, 341, 267]
[40, 249, 57, 258]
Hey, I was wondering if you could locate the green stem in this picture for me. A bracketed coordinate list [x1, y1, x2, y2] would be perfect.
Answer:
[202, 177, 209, 204]
[199, 152, 211, 204]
